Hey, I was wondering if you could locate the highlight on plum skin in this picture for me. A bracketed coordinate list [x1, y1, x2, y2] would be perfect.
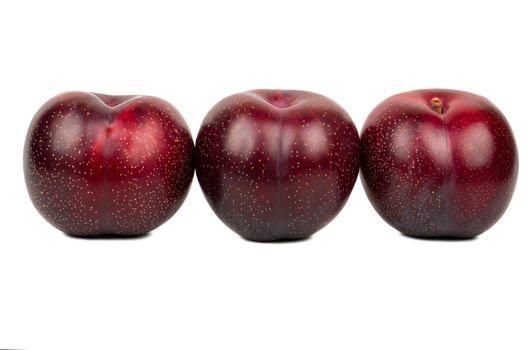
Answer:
[23, 91, 195, 237]
[360, 89, 518, 239]
[195, 89, 361, 242]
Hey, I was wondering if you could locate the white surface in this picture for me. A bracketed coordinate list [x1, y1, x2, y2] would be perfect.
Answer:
[1, 0, 529, 349]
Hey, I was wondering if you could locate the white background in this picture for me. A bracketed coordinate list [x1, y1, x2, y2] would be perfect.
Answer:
[1, 0, 529, 349]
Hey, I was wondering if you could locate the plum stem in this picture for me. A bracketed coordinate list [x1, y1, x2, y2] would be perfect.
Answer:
[430, 97, 444, 114]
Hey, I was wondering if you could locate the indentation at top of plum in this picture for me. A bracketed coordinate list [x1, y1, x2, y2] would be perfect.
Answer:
[91, 93, 137, 108]
[267, 92, 296, 109]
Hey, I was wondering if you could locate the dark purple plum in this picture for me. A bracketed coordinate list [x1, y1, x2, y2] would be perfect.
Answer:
[361, 89, 518, 239]
[195, 89, 360, 242]
[24, 91, 194, 237]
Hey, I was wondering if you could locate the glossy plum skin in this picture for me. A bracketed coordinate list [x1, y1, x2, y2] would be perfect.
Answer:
[196, 90, 360, 242]
[361, 89, 518, 239]
[24, 92, 194, 237]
